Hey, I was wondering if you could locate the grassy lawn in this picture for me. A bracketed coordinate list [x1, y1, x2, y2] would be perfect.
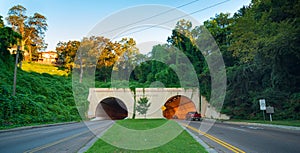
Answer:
[228, 120, 300, 127]
[86, 119, 207, 153]
[22, 62, 68, 76]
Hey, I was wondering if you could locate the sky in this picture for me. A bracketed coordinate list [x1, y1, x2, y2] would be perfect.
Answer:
[0, 0, 252, 53]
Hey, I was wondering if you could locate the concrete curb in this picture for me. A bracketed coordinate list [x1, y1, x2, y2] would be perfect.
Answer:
[78, 122, 114, 153]
[222, 121, 300, 131]
[0, 121, 79, 133]
[77, 135, 99, 153]
[179, 124, 217, 153]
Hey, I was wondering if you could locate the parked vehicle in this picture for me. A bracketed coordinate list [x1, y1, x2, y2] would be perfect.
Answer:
[185, 112, 202, 121]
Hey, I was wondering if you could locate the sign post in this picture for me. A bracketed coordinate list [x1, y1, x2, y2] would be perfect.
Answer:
[259, 99, 266, 121]
[266, 106, 274, 122]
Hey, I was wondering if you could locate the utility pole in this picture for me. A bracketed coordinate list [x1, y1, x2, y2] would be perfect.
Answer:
[12, 46, 20, 96]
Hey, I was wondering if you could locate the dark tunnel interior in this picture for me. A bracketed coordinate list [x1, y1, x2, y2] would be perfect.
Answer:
[95, 97, 128, 120]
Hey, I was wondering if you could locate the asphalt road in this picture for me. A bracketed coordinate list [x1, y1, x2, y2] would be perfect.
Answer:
[181, 120, 300, 153]
[1, 120, 299, 153]
[0, 120, 114, 153]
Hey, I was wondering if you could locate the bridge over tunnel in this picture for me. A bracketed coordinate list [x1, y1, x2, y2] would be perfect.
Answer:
[95, 97, 128, 120]
[163, 95, 196, 120]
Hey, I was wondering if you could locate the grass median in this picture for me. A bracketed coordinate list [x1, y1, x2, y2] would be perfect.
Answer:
[86, 119, 207, 153]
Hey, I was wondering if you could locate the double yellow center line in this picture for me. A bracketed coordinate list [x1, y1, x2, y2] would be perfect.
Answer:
[182, 123, 245, 153]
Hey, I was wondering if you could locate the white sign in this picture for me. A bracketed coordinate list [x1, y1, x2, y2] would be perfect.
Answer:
[259, 99, 266, 110]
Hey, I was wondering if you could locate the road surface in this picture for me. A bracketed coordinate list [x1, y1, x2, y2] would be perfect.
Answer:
[0, 120, 113, 153]
[1, 119, 299, 153]
[181, 120, 300, 153]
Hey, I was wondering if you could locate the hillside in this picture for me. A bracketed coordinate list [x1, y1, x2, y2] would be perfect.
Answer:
[22, 62, 68, 76]
[0, 61, 80, 128]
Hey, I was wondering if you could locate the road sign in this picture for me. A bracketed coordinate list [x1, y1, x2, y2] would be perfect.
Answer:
[259, 99, 266, 110]
[266, 106, 274, 114]
[266, 106, 274, 121]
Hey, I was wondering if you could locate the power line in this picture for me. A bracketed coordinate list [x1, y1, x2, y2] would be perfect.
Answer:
[116, 0, 230, 38]
[99, 0, 201, 35]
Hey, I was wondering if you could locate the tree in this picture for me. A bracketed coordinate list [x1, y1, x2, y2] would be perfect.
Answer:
[56, 40, 80, 71]
[0, 14, 21, 64]
[6, 5, 47, 63]
[115, 38, 140, 80]
[221, 0, 300, 119]
[0, 27, 21, 64]
[167, 20, 210, 97]
[26, 13, 48, 61]
[0, 15, 4, 28]
[96, 39, 122, 82]
[136, 97, 150, 118]
[76, 36, 110, 83]
[204, 13, 236, 67]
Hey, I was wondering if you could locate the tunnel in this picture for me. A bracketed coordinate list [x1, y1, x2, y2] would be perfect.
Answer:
[163, 95, 197, 119]
[95, 97, 128, 120]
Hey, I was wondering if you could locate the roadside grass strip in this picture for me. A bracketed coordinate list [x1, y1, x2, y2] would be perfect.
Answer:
[182, 123, 245, 153]
[228, 120, 300, 127]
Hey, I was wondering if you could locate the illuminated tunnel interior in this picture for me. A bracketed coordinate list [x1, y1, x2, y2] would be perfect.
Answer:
[163, 95, 196, 119]
[96, 97, 128, 120]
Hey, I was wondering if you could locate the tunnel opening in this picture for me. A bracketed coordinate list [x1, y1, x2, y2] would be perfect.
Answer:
[163, 95, 196, 120]
[96, 97, 128, 120]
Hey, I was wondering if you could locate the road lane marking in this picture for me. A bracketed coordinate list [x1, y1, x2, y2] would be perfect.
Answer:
[24, 130, 91, 153]
[182, 123, 246, 153]
[23, 121, 114, 153]
[227, 127, 247, 132]
[247, 126, 263, 130]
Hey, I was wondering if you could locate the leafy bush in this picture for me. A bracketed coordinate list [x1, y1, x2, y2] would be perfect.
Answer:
[0, 62, 81, 127]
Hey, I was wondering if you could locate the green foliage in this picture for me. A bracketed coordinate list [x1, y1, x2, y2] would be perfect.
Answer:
[219, 0, 300, 119]
[0, 15, 4, 28]
[0, 62, 80, 127]
[6, 5, 48, 60]
[0, 26, 21, 65]
[56, 40, 80, 71]
[136, 97, 150, 118]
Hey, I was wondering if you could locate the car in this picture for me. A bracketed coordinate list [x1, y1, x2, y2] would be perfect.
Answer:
[185, 111, 202, 121]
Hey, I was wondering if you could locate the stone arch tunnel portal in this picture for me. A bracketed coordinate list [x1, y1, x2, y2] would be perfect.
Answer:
[95, 97, 128, 120]
[163, 95, 197, 119]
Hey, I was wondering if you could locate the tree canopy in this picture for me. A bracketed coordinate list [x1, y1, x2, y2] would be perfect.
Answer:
[6, 5, 48, 62]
